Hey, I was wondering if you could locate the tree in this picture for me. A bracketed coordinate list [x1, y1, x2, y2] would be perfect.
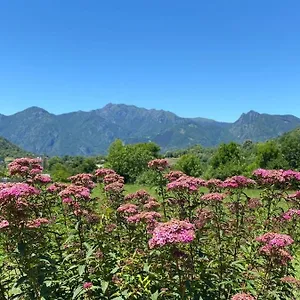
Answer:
[106, 140, 160, 183]
[174, 154, 202, 177]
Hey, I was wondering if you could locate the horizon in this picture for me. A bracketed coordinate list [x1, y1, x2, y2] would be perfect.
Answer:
[1, 1, 300, 121]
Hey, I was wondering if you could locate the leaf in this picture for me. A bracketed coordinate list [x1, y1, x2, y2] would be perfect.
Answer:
[111, 266, 119, 274]
[78, 265, 86, 276]
[143, 263, 150, 273]
[101, 280, 109, 294]
[72, 285, 84, 300]
[150, 290, 159, 300]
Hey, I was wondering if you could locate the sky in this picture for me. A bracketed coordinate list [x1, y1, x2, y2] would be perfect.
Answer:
[0, 0, 300, 122]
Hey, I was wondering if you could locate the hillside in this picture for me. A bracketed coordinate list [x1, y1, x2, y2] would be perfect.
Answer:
[0, 136, 32, 159]
[0, 104, 299, 156]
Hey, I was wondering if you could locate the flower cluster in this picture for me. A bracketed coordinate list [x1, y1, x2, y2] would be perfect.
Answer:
[148, 219, 195, 248]
[205, 178, 224, 190]
[59, 185, 90, 201]
[164, 171, 186, 182]
[201, 192, 226, 202]
[0, 183, 40, 205]
[256, 232, 294, 265]
[148, 159, 169, 171]
[194, 208, 213, 229]
[167, 175, 205, 192]
[253, 169, 300, 185]
[26, 217, 50, 228]
[125, 189, 151, 203]
[8, 157, 43, 178]
[68, 173, 95, 189]
[117, 203, 138, 215]
[281, 209, 300, 221]
[47, 182, 68, 193]
[223, 176, 256, 189]
[231, 293, 256, 300]
[33, 174, 52, 184]
[94, 168, 116, 178]
[103, 174, 124, 185]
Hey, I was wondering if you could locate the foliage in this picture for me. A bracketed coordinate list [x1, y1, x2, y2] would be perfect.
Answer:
[106, 140, 160, 183]
[1, 158, 300, 299]
[174, 154, 202, 177]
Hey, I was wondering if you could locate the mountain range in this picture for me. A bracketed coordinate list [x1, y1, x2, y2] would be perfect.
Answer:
[0, 103, 299, 156]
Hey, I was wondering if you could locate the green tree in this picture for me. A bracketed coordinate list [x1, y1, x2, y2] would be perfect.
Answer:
[106, 140, 160, 182]
[174, 154, 202, 177]
[256, 141, 287, 169]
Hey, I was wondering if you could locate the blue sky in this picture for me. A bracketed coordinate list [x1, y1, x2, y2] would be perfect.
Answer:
[0, 0, 300, 122]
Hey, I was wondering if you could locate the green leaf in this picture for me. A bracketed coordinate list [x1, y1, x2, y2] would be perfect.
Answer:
[72, 285, 84, 300]
[101, 280, 109, 294]
[78, 265, 86, 276]
[150, 290, 159, 300]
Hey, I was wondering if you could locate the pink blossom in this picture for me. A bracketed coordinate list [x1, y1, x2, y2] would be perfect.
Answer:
[94, 168, 116, 178]
[164, 171, 186, 182]
[223, 176, 256, 188]
[143, 200, 160, 210]
[83, 282, 93, 289]
[231, 293, 256, 300]
[8, 157, 43, 178]
[148, 159, 169, 171]
[33, 174, 52, 184]
[68, 173, 95, 189]
[167, 175, 205, 193]
[59, 185, 90, 201]
[281, 209, 300, 221]
[125, 190, 151, 203]
[256, 232, 294, 247]
[103, 173, 124, 184]
[148, 219, 195, 249]
[117, 203, 138, 214]
[0, 220, 9, 229]
[201, 192, 226, 202]
[26, 218, 50, 228]
[104, 182, 124, 193]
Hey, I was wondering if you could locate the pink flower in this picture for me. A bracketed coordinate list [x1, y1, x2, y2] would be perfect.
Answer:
[167, 175, 205, 193]
[0, 220, 9, 229]
[164, 171, 186, 182]
[104, 182, 124, 193]
[59, 185, 90, 201]
[83, 282, 93, 289]
[8, 157, 43, 178]
[26, 218, 50, 228]
[231, 293, 256, 300]
[33, 174, 52, 184]
[148, 219, 195, 249]
[94, 168, 116, 178]
[281, 209, 300, 221]
[68, 173, 95, 189]
[148, 159, 169, 171]
[125, 190, 151, 203]
[117, 203, 138, 214]
[223, 176, 256, 188]
[256, 233, 294, 247]
[201, 193, 225, 202]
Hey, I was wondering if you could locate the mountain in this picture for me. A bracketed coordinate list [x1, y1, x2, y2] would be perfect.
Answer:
[0, 104, 299, 156]
[0, 136, 32, 159]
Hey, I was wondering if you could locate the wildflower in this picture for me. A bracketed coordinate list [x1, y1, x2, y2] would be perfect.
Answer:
[68, 173, 95, 189]
[194, 208, 213, 229]
[247, 198, 262, 209]
[148, 219, 195, 249]
[8, 158, 43, 178]
[94, 168, 116, 178]
[164, 171, 186, 182]
[143, 200, 160, 210]
[281, 209, 300, 221]
[231, 293, 256, 300]
[103, 174, 124, 184]
[104, 182, 124, 193]
[117, 203, 138, 215]
[125, 190, 151, 203]
[0, 220, 9, 229]
[83, 282, 93, 289]
[281, 276, 300, 287]
[201, 192, 226, 202]
[59, 185, 90, 201]
[33, 174, 52, 184]
[256, 233, 294, 247]
[167, 175, 205, 192]
[26, 218, 50, 228]
[223, 176, 256, 188]
[148, 159, 169, 171]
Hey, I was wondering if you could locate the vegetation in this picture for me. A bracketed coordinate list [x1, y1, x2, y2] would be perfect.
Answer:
[1, 158, 300, 299]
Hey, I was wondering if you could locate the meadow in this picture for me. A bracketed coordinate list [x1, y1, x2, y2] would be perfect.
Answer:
[1, 158, 300, 299]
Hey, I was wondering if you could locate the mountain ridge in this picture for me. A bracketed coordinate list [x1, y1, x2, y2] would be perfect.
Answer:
[0, 104, 299, 156]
